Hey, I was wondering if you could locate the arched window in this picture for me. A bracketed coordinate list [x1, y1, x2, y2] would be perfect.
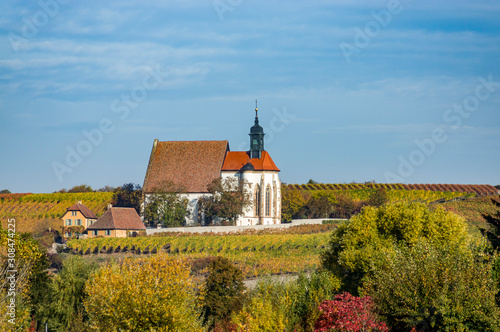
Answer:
[265, 185, 271, 217]
[254, 185, 261, 217]
[273, 184, 277, 217]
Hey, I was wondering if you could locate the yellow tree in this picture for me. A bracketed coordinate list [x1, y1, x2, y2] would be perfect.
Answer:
[84, 254, 203, 332]
[0, 223, 45, 331]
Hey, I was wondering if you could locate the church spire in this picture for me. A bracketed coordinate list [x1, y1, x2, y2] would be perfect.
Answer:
[249, 100, 264, 159]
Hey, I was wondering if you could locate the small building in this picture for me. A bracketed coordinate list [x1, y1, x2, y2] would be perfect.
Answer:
[87, 207, 146, 238]
[61, 202, 98, 237]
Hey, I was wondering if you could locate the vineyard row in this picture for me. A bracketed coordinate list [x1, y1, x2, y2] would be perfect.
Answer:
[287, 183, 498, 196]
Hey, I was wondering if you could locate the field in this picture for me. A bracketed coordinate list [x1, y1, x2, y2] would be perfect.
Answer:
[0, 192, 113, 233]
[286, 183, 498, 197]
[66, 224, 336, 278]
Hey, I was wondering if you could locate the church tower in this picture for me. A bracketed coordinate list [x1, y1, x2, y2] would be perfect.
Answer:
[249, 100, 264, 159]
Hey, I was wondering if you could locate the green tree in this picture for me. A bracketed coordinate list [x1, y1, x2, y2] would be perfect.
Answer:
[281, 186, 307, 221]
[364, 241, 500, 331]
[39, 256, 97, 331]
[112, 183, 142, 214]
[97, 185, 115, 192]
[304, 191, 337, 219]
[0, 189, 11, 194]
[201, 257, 246, 329]
[286, 270, 341, 332]
[199, 177, 251, 226]
[67, 184, 94, 193]
[84, 255, 203, 331]
[144, 181, 189, 227]
[367, 187, 388, 207]
[321, 202, 470, 295]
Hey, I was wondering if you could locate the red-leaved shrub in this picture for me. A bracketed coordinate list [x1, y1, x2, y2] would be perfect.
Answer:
[314, 292, 388, 332]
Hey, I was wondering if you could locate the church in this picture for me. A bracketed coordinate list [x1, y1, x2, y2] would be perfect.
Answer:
[142, 104, 281, 226]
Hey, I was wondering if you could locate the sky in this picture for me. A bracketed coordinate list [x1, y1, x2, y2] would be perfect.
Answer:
[1, 0, 499, 193]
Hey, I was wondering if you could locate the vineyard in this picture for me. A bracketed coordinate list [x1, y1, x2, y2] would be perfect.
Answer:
[286, 183, 498, 197]
[0, 192, 113, 233]
[66, 225, 336, 278]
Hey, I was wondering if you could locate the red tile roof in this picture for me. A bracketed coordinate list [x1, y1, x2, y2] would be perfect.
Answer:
[66, 203, 98, 219]
[222, 151, 280, 172]
[87, 207, 146, 230]
[143, 140, 229, 193]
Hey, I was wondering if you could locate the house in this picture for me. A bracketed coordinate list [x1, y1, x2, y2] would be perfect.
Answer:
[61, 201, 98, 237]
[87, 206, 146, 238]
[143, 105, 281, 226]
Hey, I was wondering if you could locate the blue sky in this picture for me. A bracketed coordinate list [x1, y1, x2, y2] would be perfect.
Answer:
[1, 0, 499, 193]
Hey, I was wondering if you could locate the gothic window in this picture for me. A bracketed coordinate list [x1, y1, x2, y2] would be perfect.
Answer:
[254, 185, 261, 217]
[265, 185, 271, 217]
[273, 184, 277, 217]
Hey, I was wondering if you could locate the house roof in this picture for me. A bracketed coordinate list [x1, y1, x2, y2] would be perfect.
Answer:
[87, 207, 146, 230]
[65, 203, 98, 219]
[143, 140, 229, 193]
[221, 151, 280, 172]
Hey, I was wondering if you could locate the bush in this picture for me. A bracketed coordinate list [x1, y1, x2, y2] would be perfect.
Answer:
[84, 255, 202, 331]
[321, 202, 470, 295]
[233, 278, 289, 332]
[314, 292, 388, 332]
[363, 241, 500, 331]
[38, 256, 96, 331]
[233, 270, 341, 332]
[201, 257, 246, 329]
[287, 270, 342, 331]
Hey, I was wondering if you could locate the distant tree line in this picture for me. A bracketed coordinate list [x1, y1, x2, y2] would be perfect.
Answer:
[281, 185, 388, 221]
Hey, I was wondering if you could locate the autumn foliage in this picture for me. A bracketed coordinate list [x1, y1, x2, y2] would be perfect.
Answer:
[84, 254, 203, 331]
[314, 292, 388, 332]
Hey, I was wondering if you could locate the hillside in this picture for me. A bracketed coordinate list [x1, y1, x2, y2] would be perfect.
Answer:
[287, 183, 498, 198]
[0, 192, 113, 233]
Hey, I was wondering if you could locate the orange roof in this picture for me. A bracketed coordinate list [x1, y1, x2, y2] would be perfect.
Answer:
[222, 151, 280, 172]
[143, 140, 229, 193]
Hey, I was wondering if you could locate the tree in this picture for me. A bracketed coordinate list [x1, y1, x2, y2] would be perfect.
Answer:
[281, 186, 307, 221]
[304, 191, 337, 219]
[0, 189, 11, 194]
[367, 187, 388, 207]
[38, 256, 97, 331]
[363, 241, 500, 331]
[331, 193, 365, 219]
[143, 181, 189, 227]
[84, 255, 203, 331]
[201, 257, 246, 329]
[97, 185, 115, 192]
[112, 183, 142, 214]
[0, 226, 46, 331]
[199, 177, 251, 226]
[286, 270, 341, 332]
[67, 184, 94, 193]
[321, 202, 470, 295]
